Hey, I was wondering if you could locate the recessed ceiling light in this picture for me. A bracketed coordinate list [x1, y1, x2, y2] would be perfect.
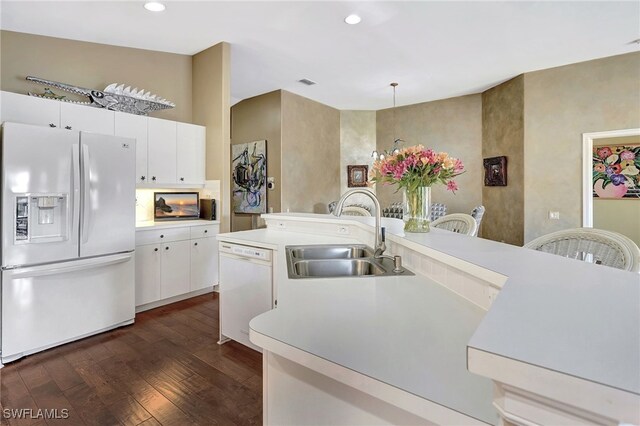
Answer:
[344, 14, 361, 25]
[144, 2, 165, 12]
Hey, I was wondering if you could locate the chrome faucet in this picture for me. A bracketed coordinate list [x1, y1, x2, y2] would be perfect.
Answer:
[333, 189, 383, 253]
[333, 189, 404, 273]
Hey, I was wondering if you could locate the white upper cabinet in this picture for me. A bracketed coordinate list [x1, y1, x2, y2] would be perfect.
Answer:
[177, 122, 206, 185]
[115, 112, 148, 184]
[147, 117, 177, 185]
[1, 91, 60, 128]
[60, 102, 114, 135]
[1, 92, 206, 188]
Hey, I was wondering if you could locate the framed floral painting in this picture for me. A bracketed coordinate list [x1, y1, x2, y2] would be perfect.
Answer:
[592, 144, 640, 199]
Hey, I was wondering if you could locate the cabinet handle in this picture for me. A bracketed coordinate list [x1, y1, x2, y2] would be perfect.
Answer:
[194, 242, 198, 246]
[140, 176, 146, 181]
[180, 177, 185, 182]
[152, 176, 156, 181]
[154, 248, 158, 252]
[204, 230, 208, 233]
[49, 123, 57, 128]
[65, 126, 72, 130]
[165, 246, 170, 250]
[160, 234, 164, 238]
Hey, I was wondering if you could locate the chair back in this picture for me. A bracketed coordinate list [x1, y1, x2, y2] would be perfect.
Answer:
[340, 205, 372, 217]
[470, 206, 485, 237]
[524, 228, 640, 272]
[431, 213, 477, 236]
[430, 203, 447, 221]
[382, 202, 403, 219]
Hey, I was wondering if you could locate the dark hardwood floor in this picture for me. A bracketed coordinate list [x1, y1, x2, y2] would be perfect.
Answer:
[0, 293, 262, 425]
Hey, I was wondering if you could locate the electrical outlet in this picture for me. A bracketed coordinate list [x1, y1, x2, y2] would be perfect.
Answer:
[338, 226, 349, 235]
[549, 211, 560, 220]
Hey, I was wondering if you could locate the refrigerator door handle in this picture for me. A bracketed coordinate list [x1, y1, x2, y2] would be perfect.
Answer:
[81, 144, 91, 244]
[72, 144, 81, 241]
[9, 252, 133, 279]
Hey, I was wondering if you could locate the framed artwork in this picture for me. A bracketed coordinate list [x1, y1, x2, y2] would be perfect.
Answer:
[483, 156, 507, 186]
[347, 165, 368, 187]
[232, 140, 267, 213]
[592, 144, 640, 199]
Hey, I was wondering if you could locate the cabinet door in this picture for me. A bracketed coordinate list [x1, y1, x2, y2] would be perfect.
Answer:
[147, 117, 177, 185]
[160, 240, 190, 299]
[135, 244, 161, 306]
[176, 122, 205, 185]
[115, 112, 148, 184]
[190, 237, 218, 291]
[60, 102, 115, 135]
[1, 91, 60, 128]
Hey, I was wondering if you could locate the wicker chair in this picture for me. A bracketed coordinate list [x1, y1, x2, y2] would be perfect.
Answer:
[431, 213, 478, 236]
[524, 228, 640, 272]
[340, 205, 372, 216]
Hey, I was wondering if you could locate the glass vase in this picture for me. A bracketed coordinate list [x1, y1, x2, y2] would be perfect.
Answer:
[403, 186, 431, 233]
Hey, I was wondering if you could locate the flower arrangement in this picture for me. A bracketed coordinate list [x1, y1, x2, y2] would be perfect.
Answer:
[370, 145, 464, 193]
[593, 145, 640, 198]
[370, 145, 464, 232]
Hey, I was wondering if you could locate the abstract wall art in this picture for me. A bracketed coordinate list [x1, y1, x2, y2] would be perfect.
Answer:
[232, 140, 267, 213]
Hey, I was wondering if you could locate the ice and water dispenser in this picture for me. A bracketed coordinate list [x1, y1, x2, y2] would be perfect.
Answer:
[15, 194, 69, 243]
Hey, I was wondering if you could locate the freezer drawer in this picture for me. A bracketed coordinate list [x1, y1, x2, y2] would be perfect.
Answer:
[1, 252, 135, 363]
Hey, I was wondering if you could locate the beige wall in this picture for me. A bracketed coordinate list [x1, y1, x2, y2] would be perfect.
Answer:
[482, 75, 525, 245]
[230, 90, 282, 231]
[281, 91, 341, 213]
[0, 30, 192, 122]
[192, 42, 231, 232]
[523, 52, 640, 242]
[375, 94, 483, 215]
[340, 110, 377, 209]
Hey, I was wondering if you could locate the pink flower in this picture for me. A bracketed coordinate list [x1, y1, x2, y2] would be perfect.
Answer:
[454, 159, 464, 173]
[596, 147, 612, 159]
[446, 180, 458, 193]
[620, 150, 635, 160]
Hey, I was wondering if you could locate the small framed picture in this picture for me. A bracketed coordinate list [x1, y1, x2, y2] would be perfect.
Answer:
[483, 156, 507, 186]
[347, 165, 368, 187]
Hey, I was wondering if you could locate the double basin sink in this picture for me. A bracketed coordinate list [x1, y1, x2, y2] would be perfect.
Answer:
[285, 244, 413, 279]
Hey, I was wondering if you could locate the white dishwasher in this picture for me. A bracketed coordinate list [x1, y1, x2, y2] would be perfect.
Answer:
[219, 241, 273, 352]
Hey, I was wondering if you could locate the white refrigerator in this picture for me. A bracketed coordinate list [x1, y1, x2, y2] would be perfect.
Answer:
[1, 122, 136, 363]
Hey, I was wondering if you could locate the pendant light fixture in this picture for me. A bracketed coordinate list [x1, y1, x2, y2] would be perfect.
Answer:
[372, 82, 404, 160]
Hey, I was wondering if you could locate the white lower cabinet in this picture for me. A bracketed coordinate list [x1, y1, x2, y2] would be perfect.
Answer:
[190, 237, 219, 291]
[134, 244, 161, 306]
[135, 223, 219, 310]
[160, 240, 191, 299]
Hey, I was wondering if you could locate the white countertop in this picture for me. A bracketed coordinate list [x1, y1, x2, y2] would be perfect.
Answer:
[136, 219, 220, 230]
[218, 213, 640, 422]
[219, 227, 498, 424]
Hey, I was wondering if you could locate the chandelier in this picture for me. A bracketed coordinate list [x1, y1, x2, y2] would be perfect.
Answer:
[372, 82, 404, 160]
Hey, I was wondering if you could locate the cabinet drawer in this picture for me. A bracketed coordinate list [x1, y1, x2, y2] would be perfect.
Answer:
[136, 227, 190, 246]
[190, 224, 219, 239]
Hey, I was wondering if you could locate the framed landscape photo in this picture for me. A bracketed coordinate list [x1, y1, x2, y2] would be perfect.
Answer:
[347, 165, 368, 187]
[484, 156, 507, 186]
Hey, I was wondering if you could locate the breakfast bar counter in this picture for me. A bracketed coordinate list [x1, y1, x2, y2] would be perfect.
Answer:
[218, 213, 640, 425]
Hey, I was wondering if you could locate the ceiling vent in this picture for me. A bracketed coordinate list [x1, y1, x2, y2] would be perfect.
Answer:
[298, 78, 317, 86]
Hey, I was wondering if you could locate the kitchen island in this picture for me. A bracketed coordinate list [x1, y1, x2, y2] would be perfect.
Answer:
[217, 213, 640, 425]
